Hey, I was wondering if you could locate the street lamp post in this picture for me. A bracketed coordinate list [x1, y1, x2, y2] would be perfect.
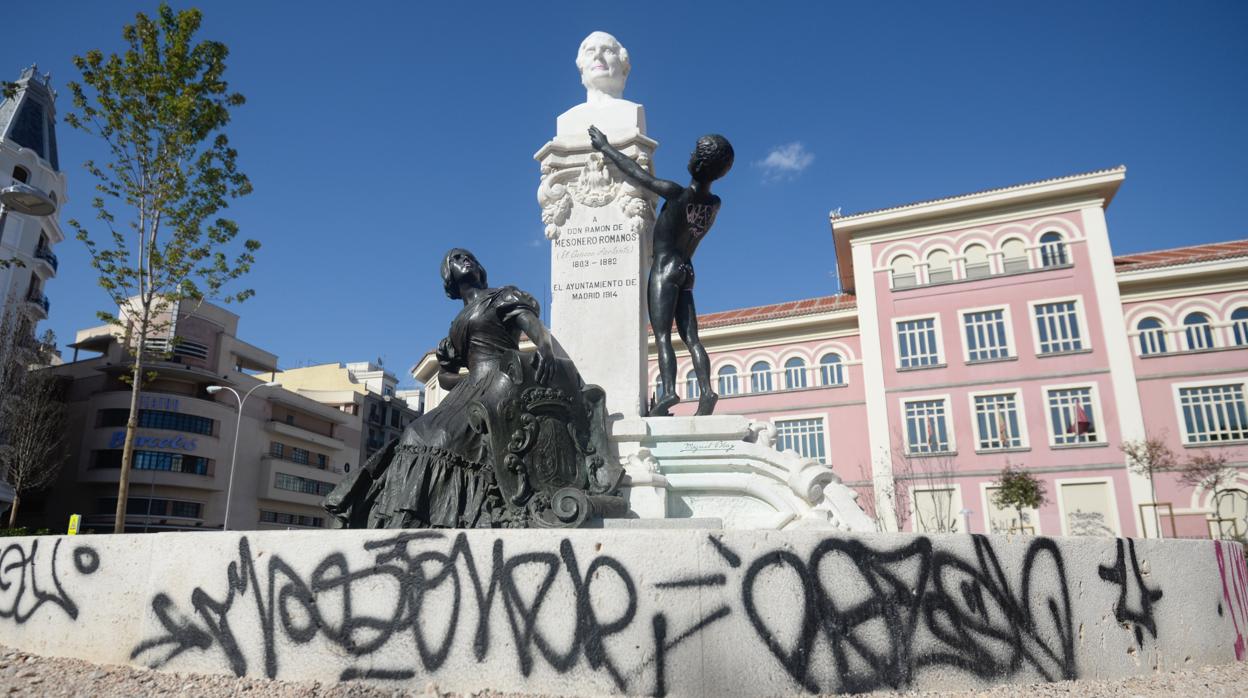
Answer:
[207, 381, 278, 531]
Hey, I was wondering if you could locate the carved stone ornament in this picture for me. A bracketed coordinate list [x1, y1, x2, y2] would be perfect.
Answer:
[466, 352, 626, 528]
[538, 152, 655, 240]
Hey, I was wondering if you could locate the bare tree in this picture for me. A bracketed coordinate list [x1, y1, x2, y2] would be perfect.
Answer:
[0, 294, 65, 527]
[854, 460, 906, 533]
[0, 367, 67, 526]
[1121, 436, 1178, 538]
[892, 430, 959, 533]
[1177, 452, 1238, 538]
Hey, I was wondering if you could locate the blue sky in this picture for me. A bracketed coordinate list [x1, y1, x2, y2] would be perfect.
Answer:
[6, 2, 1247, 386]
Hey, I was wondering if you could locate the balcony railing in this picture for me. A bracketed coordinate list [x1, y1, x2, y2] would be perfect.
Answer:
[652, 364, 848, 402]
[24, 290, 49, 314]
[34, 247, 57, 272]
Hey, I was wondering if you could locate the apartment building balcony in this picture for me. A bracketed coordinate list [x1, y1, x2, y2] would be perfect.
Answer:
[24, 289, 48, 316]
[33, 246, 57, 274]
[258, 457, 338, 507]
[265, 418, 346, 452]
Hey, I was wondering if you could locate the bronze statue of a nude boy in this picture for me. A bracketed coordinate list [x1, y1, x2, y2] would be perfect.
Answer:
[589, 125, 734, 416]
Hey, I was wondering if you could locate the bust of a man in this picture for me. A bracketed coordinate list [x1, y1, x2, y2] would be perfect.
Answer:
[577, 31, 629, 104]
[557, 31, 645, 136]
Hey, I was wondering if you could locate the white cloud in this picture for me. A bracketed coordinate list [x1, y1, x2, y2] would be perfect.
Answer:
[756, 142, 814, 180]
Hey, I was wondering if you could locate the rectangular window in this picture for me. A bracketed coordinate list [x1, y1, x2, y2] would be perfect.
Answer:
[1033, 301, 1083, 354]
[95, 450, 211, 476]
[274, 472, 335, 497]
[963, 309, 1011, 362]
[973, 393, 1023, 450]
[983, 486, 1038, 534]
[270, 441, 284, 458]
[260, 510, 324, 528]
[896, 317, 941, 369]
[291, 447, 309, 465]
[97, 408, 214, 435]
[904, 399, 951, 454]
[775, 418, 827, 463]
[913, 488, 959, 533]
[1060, 481, 1116, 536]
[1047, 387, 1098, 445]
[1178, 384, 1248, 443]
[169, 501, 202, 518]
[317, 453, 328, 469]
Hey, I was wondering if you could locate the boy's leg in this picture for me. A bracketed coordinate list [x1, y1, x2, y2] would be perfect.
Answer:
[648, 266, 681, 416]
[675, 289, 718, 416]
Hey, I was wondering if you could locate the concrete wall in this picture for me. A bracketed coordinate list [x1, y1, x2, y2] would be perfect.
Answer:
[0, 529, 1244, 696]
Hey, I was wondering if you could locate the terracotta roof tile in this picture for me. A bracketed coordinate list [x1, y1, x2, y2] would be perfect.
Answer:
[1114, 239, 1248, 272]
[693, 293, 857, 330]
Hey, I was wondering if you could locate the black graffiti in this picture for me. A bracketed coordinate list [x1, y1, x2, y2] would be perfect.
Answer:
[0, 539, 99, 624]
[646, 554, 737, 697]
[1098, 538, 1163, 648]
[131, 532, 638, 689]
[73, 547, 100, 575]
[741, 535, 1077, 694]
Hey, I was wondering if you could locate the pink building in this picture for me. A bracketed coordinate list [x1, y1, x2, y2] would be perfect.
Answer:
[652, 167, 1248, 538]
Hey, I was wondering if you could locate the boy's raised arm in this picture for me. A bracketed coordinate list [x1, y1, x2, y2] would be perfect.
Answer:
[589, 126, 683, 199]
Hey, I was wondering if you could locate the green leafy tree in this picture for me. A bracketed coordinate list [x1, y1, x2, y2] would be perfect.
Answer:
[65, 4, 258, 533]
[992, 464, 1048, 534]
[1121, 436, 1177, 538]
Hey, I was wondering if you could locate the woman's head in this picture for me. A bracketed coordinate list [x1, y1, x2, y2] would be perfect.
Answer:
[441, 248, 487, 299]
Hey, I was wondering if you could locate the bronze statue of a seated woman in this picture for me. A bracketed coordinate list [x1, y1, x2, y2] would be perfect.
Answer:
[323, 249, 622, 529]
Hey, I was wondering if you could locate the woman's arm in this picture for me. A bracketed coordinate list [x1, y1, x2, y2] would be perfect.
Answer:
[436, 336, 465, 390]
[513, 309, 556, 384]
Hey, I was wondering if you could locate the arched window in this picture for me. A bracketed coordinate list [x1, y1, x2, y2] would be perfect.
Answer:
[819, 353, 845, 386]
[926, 249, 952, 284]
[1232, 307, 1248, 346]
[11, 166, 29, 184]
[964, 244, 990, 279]
[890, 255, 916, 289]
[717, 365, 739, 396]
[654, 378, 667, 399]
[685, 369, 700, 399]
[1137, 317, 1167, 356]
[750, 361, 773, 393]
[783, 357, 807, 390]
[1040, 232, 1068, 267]
[1216, 489, 1248, 539]
[1184, 312, 1215, 350]
[1002, 238, 1028, 273]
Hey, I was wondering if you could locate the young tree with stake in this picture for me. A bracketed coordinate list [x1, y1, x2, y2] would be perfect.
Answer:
[1121, 436, 1178, 538]
[992, 464, 1048, 534]
[65, 4, 259, 533]
[1178, 452, 1238, 538]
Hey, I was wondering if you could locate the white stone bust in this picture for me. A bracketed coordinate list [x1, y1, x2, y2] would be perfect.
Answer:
[557, 31, 646, 136]
[577, 31, 630, 104]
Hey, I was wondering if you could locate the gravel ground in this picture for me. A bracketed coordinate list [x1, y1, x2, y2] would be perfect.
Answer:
[0, 646, 1245, 697]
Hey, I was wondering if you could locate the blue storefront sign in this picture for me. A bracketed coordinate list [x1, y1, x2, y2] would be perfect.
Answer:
[108, 431, 198, 452]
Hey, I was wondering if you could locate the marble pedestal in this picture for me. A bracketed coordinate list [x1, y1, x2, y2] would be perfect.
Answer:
[536, 99, 657, 420]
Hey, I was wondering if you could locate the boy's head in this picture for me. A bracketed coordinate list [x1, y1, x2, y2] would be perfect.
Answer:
[687, 134, 734, 183]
